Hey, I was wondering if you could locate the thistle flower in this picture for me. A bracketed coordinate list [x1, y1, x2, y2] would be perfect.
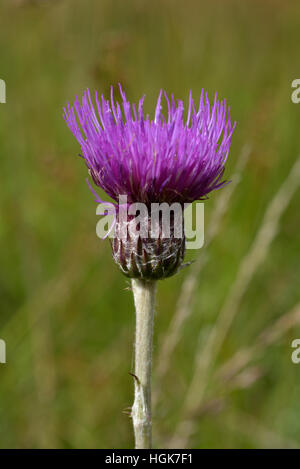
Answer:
[64, 86, 235, 449]
[64, 85, 235, 280]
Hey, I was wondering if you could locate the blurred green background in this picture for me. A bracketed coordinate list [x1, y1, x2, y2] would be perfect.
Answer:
[0, 0, 300, 449]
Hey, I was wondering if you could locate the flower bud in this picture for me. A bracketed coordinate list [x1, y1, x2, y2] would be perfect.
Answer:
[110, 212, 185, 280]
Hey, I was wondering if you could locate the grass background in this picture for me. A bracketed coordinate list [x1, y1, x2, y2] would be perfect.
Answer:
[0, 0, 300, 448]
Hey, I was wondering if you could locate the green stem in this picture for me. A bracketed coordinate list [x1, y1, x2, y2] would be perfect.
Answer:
[131, 279, 157, 449]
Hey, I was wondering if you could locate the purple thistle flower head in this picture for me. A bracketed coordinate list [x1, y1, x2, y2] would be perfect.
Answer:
[64, 85, 236, 280]
[64, 85, 235, 207]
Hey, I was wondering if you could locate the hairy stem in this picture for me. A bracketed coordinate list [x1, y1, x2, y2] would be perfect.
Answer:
[131, 279, 157, 449]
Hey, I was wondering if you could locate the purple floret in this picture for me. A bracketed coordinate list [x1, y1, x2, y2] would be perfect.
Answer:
[64, 85, 236, 207]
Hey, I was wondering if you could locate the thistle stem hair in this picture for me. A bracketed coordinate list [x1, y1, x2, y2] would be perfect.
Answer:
[131, 279, 157, 449]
